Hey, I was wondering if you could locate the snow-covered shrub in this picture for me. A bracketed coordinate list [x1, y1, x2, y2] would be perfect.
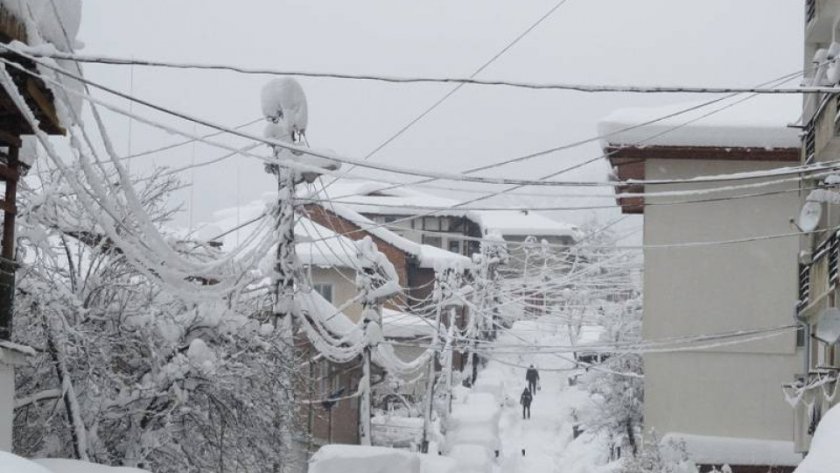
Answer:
[620, 434, 697, 473]
[11, 168, 305, 472]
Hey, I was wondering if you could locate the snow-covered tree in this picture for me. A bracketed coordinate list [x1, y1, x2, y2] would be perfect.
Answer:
[12, 166, 306, 472]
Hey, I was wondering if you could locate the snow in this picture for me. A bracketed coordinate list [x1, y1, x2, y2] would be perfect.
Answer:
[33, 459, 150, 473]
[309, 445, 450, 473]
[371, 415, 424, 448]
[319, 201, 472, 270]
[0, 452, 52, 473]
[202, 193, 361, 269]
[186, 338, 216, 372]
[298, 289, 362, 344]
[0, 339, 36, 357]
[662, 432, 801, 467]
[318, 180, 581, 242]
[795, 404, 840, 473]
[448, 444, 494, 473]
[381, 308, 438, 339]
[598, 94, 801, 149]
[261, 78, 308, 133]
[0, 453, 150, 473]
[473, 210, 582, 240]
[1, 0, 83, 50]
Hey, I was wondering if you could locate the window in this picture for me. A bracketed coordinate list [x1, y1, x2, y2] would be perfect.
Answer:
[422, 235, 442, 248]
[319, 361, 330, 396]
[423, 217, 440, 231]
[313, 283, 333, 303]
[448, 239, 461, 254]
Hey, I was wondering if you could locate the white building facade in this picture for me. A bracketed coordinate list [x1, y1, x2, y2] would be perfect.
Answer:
[601, 95, 804, 471]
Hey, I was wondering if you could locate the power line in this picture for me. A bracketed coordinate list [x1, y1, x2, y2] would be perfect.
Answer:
[19, 47, 836, 95]
[8, 50, 821, 192]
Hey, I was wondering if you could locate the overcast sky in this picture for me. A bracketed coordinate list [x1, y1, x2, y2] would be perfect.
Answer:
[75, 0, 803, 237]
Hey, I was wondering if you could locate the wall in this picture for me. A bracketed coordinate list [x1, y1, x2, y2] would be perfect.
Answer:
[309, 266, 363, 322]
[643, 158, 801, 442]
[0, 361, 12, 451]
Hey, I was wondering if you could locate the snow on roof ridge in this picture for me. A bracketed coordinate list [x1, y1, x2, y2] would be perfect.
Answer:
[317, 179, 580, 241]
[598, 94, 801, 150]
[322, 201, 472, 270]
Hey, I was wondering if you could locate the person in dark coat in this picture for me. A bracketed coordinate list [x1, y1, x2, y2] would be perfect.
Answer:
[525, 364, 540, 396]
[520, 386, 533, 419]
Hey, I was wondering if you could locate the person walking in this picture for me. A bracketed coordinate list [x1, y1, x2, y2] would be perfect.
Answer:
[525, 364, 540, 396]
[520, 386, 533, 419]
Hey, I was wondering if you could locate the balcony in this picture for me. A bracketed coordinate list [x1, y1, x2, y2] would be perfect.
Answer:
[786, 369, 839, 452]
[805, 94, 840, 164]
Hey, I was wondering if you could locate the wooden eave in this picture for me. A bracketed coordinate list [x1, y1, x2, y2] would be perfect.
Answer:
[606, 145, 801, 215]
[0, 5, 64, 138]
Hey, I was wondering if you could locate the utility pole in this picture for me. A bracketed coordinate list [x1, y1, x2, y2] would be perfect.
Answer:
[0, 140, 19, 341]
[355, 237, 397, 446]
[421, 274, 445, 454]
[261, 77, 338, 473]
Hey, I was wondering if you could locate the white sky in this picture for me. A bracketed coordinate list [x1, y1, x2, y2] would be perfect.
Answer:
[75, 0, 804, 238]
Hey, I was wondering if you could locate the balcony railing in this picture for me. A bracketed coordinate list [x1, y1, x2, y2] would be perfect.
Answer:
[785, 369, 839, 452]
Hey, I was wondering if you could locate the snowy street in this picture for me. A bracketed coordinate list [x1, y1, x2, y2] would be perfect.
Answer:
[444, 318, 615, 473]
[4, 1, 840, 472]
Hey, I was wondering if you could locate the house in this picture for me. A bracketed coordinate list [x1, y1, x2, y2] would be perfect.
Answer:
[316, 181, 581, 260]
[0, 0, 82, 452]
[206, 195, 471, 451]
[600, 94, 803, 472]
[789, 0, 840, 455]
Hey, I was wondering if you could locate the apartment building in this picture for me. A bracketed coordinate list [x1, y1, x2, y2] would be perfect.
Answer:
[601, 94, 803, 472]
[789, 0, 840, 455]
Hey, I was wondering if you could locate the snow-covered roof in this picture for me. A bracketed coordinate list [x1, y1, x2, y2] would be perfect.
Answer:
[316, 180, 581, 242]
[662, 432, 801, 467]
[324, 181, 472, 218]
[598, 94, 801, 149]
[197, 194, 361, 269]
[473, 210, 581, 240]
[381, 308, 437, 339]
[1, 0, 83, 51]
[321, 200, 472, 271]
[299, 290, 362, 344]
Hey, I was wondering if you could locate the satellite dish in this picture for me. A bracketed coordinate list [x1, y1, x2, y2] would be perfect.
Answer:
[798, 201, 823, 233]
[815, 308, 840, 345]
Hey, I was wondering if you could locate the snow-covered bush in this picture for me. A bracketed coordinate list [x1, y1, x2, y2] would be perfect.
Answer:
[620, 434, 697, 473]
[12, 168, 305, 472]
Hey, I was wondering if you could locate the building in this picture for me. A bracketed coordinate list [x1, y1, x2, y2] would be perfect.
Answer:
[207, 195, 471, 451]
[789, 0, 840, 455]
[600, 94, 803, 472]
[0, 1, 82, 452]
[318, 181, 580, 260]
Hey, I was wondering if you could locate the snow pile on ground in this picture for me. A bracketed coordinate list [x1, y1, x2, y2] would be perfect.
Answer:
[371, 414, 424, 448]
[472, 367, 507, 402]
[34, 459, 150, 473]
[598, 94, 800, 149]
[448, 444, 494, 473]
[795, 404, 840, 473]
[308, 445, 455, 473]
[663, 432, 800, 468]
[0, 452, 150, 473]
